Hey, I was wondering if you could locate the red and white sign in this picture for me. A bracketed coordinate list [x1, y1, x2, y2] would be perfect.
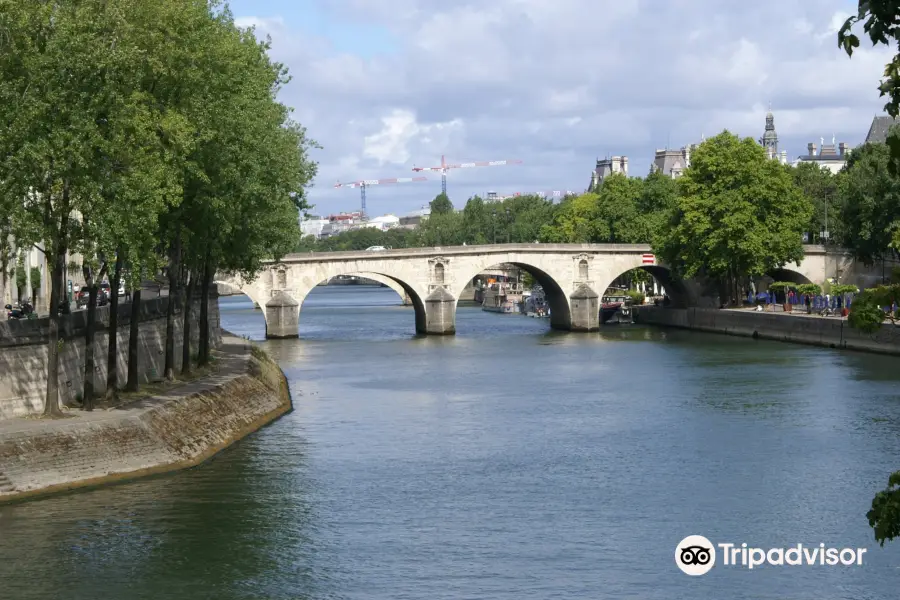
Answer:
[642, 253, 656, 265]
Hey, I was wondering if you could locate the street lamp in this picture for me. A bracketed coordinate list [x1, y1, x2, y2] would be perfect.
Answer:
[492, 212, 496, 244]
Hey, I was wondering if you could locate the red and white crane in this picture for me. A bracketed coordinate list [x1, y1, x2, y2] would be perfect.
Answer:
[412, 155, 523, 196]
[333, 176, 428, 218]
[485, 190, 577, 201]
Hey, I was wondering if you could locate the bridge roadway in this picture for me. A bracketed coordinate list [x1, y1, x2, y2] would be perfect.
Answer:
[216, 243, 866, 339]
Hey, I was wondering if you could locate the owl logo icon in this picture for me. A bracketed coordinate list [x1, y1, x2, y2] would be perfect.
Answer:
[676, 535, 716, 575]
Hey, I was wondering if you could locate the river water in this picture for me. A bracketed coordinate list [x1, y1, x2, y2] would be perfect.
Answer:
[2, 286, 900, 599]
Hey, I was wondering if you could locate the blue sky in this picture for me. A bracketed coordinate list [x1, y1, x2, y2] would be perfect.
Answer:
[227, 1, 892, 219]
[228, 0, 399, 57]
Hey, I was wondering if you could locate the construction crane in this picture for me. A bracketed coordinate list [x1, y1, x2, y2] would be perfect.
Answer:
[412, 155, 523, 196]
[485, 190, 577, 201]
[333, 176, 428, 218]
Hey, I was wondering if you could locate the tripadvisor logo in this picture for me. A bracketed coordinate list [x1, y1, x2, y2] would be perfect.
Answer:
[675, 535, 867, 575]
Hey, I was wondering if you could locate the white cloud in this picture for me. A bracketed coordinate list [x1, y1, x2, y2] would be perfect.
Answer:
[362, 109, 463, 165]
[238, 0, 896, 215]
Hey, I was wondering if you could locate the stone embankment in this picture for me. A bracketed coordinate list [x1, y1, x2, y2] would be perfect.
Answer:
[636, 306, 900, 355]
[0, 333, 292, 503]
[0, 294, 220, 419]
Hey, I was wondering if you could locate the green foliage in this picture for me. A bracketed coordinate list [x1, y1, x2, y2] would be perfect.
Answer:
[429, 193, 454, 215]
[14, 255, 25, 291]
[831, 284, 859, 296]
[892, 266, 900, 284]
[538, 173, 672, 244]
[625, 290, 645, 305]
[29, 266, 40, 292]
[868, 470, 900, 546]
[796, 283, 822, 297]
[838, 140, 900, 264]
[849, 284, 900, 333]
[792, 161, 841, 243]
[653, 131, 813, 299]
[768, 282, 796, 293]
[0, 0, 318, 412]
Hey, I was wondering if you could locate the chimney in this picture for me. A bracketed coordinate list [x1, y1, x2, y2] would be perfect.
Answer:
[839, 142, 846, 156]
[808, 142, 816, 157]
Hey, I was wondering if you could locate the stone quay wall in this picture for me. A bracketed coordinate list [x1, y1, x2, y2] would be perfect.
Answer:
[0, 294, 222, 419]
[0, 334, 292, 503]
[635, 307, 900, 355]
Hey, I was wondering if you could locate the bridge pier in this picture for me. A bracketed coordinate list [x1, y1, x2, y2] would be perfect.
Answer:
[265, 291, 299, 338]
[423, 286, 455, 335]
[569, 284, 600, 332]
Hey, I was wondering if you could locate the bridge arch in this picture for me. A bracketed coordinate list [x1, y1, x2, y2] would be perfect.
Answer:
[355, 272, 413, 305]
[452, 256, 573, 330]
[594, 260, 691, 309]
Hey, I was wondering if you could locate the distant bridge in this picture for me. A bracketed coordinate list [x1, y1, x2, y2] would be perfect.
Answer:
[216, 243, 870, 338]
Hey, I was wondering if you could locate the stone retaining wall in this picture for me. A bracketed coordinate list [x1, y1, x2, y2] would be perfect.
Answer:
[635, 306, 900, 355]
[0, 294, 221, 419]
[0, 334, 291, 503]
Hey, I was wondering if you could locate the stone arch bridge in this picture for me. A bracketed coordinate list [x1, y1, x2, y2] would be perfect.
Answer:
[216, 243, 864, 338]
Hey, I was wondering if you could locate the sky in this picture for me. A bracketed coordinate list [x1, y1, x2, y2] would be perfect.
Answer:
[227, 0, 890, 219]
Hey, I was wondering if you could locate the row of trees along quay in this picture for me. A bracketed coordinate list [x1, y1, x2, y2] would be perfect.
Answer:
[0, 1, 318, 416]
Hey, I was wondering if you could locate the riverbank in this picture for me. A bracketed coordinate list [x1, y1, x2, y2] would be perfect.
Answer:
[635, 306, 900, 355]
[0, 332, 291, 504]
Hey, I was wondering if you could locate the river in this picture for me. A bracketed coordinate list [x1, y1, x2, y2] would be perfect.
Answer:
[2, 285, 900, 599]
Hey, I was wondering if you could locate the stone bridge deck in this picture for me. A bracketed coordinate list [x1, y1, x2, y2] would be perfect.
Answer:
[216, 243, 871, 339]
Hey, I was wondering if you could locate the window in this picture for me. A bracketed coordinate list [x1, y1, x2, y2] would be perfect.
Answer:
[578, 259, 588, 280]
[434, 263, 445, 284]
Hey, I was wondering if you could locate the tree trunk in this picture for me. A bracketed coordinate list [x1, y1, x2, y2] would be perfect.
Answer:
[181, 269, 195, 376]
[43, 189, 70, 417]
[81, 265, 99, 411]
[105, 251, 123, 399]
[164, 231, 181, 380]
[198, 254, 211, 366]
[126, 289, 142, 392]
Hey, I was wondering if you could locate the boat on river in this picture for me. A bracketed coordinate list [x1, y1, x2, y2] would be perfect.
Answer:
[601, 294, 634, 324]
[482, 280, 525, 314]
[524, 285, 550, 318]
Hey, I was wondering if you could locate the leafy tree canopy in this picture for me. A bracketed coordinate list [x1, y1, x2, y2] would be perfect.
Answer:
[653, 131, 813, 292]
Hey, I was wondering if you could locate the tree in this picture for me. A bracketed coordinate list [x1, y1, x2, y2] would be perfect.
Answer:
[639, 170, 679, 244]
[462, 196, 491, 244]
[0, 0, 138, 416]
[419, 210, 465, 246]
[792, 161, 841, 243]
[429, 193, 454, 215]
[838, 140, 900, 265]
[839, 3, 900, 166]
[539, 193, 604, 242]
[593, 173, 647, 243]
[653, 131, 813, 304]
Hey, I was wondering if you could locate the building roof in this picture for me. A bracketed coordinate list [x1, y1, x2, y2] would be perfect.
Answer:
[866, 115, 900, 144]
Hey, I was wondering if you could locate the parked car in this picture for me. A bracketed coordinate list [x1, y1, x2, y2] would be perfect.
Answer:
[365, 246, 387, 252]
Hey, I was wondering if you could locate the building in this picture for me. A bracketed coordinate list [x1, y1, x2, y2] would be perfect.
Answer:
[299, 215, 329, 239]
[865, 115, 900, 143]
[758, 110, 789, 164]
[588, 156, 628, 191]
[362, 214, 400, 231]
[651, 144, 698, 178]
[399, 206, 430, 229]
[792, 138, 849, 174]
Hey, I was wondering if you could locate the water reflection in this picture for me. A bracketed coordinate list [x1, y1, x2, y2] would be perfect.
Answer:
[2, 287, 900, 600]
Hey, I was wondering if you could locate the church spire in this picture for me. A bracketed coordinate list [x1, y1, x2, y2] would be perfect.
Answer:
[760, 107, 778, 155]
